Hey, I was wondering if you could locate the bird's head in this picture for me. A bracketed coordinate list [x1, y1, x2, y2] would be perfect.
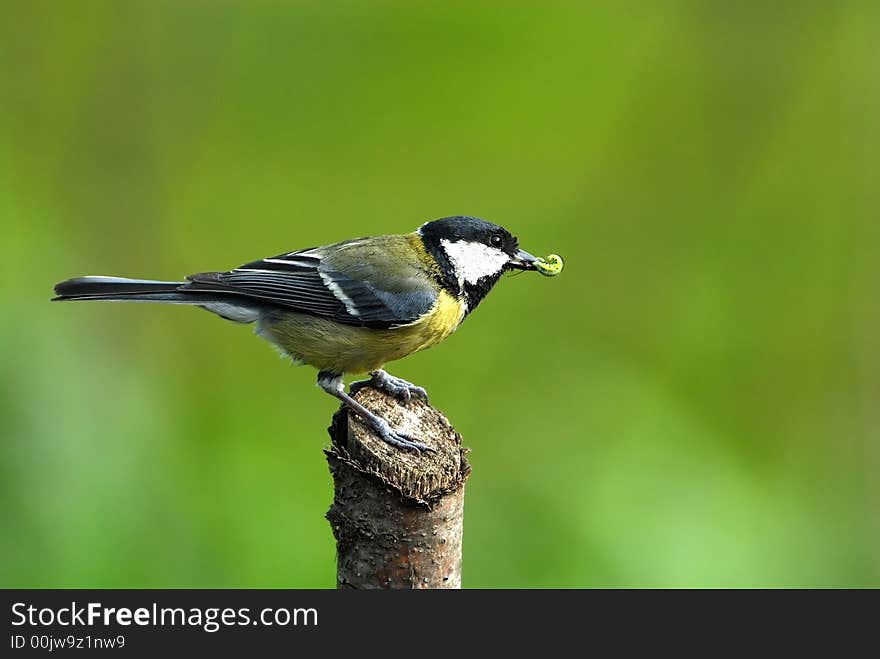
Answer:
[418, 216, 539, 312]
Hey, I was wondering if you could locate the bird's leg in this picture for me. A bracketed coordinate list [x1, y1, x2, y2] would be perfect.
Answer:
[318, 371, 432, 453]
[348, 369, 429, 402]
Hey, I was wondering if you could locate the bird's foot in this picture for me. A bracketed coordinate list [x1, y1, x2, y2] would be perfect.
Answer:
[349, 369, 429, 402]
[364, 415, 434, 453]
[319, 370, 432, 454]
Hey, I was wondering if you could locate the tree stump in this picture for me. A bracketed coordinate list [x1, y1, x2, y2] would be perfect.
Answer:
[325, 386, 470, 589]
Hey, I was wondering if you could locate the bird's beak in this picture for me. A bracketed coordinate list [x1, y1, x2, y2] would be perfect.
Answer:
[507, 248, 538, 271]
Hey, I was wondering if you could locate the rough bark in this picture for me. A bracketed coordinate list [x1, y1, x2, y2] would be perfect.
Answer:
[325, 386, 470, 589]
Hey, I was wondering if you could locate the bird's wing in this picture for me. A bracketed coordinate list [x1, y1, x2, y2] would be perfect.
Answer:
[181, 236, 437, 328]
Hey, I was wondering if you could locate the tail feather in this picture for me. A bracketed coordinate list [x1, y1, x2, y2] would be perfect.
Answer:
[53, 276, 186, 301]
[52, 275, 262, 323]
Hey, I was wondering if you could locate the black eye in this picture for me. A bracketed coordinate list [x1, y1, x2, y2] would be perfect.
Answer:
[490, 234, 503, 247]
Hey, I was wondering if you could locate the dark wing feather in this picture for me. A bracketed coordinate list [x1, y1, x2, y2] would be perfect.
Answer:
[180, 238, 436, 328]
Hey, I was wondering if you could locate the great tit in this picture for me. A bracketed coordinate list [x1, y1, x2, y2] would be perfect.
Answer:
[53, 216, 547, 451]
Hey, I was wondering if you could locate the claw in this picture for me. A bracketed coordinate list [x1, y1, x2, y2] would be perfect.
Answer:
[350, 370, 429, 403]
[372, 417, 434, 453]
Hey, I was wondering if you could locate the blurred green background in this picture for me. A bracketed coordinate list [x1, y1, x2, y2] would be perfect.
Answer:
[1, 1, 878, 588]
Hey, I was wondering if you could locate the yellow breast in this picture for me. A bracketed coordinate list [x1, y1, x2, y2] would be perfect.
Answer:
[260, 290, 466, 374]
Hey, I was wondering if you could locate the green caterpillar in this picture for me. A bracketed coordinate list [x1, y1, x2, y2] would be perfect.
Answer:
[535, 254, 564, 277]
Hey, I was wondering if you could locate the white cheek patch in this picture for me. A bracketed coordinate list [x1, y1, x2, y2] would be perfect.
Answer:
[440, 239, 509, 286]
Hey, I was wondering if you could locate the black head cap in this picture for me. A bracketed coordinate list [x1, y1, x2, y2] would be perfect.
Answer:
[418, 216, 520, 259]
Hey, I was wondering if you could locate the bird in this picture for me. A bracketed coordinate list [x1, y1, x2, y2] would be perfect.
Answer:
[53, 216, 550, 452]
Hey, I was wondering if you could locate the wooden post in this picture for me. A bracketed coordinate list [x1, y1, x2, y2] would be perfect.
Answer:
[325, 386, 470, 589]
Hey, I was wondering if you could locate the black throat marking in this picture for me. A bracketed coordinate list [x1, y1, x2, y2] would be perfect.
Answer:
[460, 272, 505, 315]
